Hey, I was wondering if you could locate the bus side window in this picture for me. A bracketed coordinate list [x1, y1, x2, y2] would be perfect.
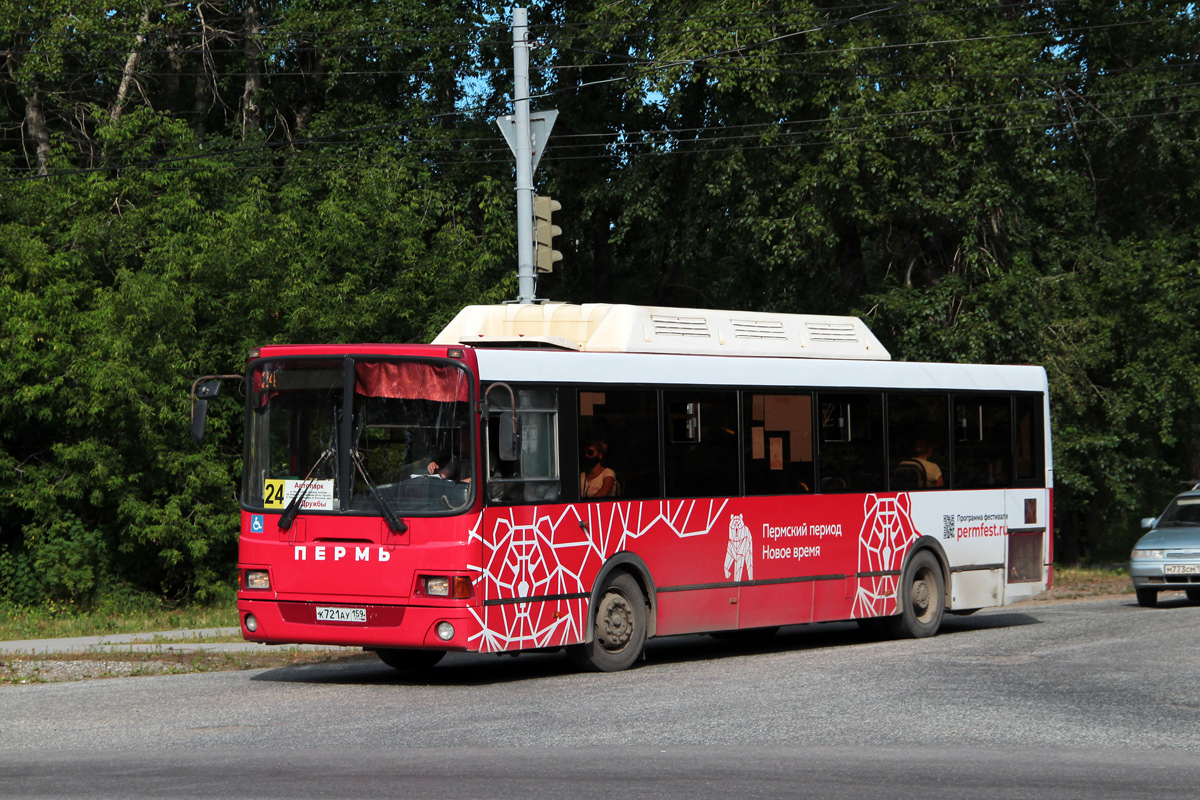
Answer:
[887, 393, 949, 491]
[818, 393, 885, 493]
[1014, 394, 1045, 486]
[745, 393, 814, 495]
[578, 389, 659, 500]
[484, 386, 560, 504]
[953, 395, 1013, 488]
[664, 391, 738, 499]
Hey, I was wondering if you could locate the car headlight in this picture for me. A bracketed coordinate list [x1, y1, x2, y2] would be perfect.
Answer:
[1131, 549, 1166, 560]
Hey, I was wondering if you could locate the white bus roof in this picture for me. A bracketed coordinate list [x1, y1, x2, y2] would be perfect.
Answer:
[432, 303, 890, 361]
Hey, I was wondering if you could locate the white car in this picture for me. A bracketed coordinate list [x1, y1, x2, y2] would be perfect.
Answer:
[1130, 489, 1200, 607]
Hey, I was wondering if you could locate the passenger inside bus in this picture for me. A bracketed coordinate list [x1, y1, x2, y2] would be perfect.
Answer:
[911, 438, 945, 487]
[580, 440, 618, 498]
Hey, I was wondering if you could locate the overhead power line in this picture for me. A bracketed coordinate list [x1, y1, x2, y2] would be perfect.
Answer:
[4, 98, 1195, 183]
[25, 14, 1185, 82]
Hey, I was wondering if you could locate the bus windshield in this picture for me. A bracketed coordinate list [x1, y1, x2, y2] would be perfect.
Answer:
[243, 357, 475, 517]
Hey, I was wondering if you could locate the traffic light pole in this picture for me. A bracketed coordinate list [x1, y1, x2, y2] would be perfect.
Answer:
[512, 7, 537, 304]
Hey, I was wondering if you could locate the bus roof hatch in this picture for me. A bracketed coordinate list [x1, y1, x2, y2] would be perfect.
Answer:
[431, 303, 891, 361]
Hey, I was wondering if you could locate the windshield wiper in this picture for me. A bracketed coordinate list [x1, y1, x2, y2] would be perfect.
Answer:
[278, 449, 333, 531]
[350, 449, 408, 533]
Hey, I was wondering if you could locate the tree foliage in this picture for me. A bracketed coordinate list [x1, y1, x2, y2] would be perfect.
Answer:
[525, 0, 1200, 561]
[1, 1, 1197, 606]
[0, 1, 513, 604]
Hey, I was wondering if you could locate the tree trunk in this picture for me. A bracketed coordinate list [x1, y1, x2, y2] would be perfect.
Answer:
[111, 5, 153, 123]
[241, 0, 263, 136]
[295, 41, 325, 135]
[24, 90, 51, 176]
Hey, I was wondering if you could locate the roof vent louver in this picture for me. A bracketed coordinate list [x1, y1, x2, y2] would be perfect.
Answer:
[432, 303, 890, 360]
[651, 314, 711, 338]
[732, 319, 789, 341]
[805, 322, 860, 344]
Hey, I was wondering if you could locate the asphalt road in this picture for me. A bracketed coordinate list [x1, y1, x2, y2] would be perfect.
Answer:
[2, 594, 1199, 799]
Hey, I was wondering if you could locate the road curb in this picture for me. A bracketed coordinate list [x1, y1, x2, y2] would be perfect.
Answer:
[0, 628, 357, 655]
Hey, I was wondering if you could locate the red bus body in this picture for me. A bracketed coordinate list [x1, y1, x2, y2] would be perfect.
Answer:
[234, 326, 1053, 664]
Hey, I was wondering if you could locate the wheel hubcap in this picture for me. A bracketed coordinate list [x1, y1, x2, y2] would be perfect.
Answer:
[596, 591, 633, 652]
[911, 568, 934, 622]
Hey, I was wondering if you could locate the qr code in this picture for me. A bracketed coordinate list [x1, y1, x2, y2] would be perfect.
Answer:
[942, 515, 956, 540]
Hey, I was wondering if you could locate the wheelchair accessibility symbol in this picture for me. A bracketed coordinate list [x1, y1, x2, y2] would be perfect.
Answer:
[251, 514, 265, 533]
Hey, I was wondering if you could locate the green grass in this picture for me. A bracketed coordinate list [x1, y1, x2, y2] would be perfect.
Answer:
[1039, 565, 1133, 601]
[0, 591, 239, 642]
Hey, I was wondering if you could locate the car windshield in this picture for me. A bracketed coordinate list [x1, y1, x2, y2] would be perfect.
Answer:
[1157, 497, 1200, 527]
[243, 357, 475, 516]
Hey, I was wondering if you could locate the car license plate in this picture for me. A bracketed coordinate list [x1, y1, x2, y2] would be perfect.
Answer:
[1164, 564, 1200, 575]
[316, 606, 366, 623]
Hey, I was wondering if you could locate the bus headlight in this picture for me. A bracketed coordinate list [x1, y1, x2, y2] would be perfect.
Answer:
[436, 622, 455, 641]
[422, 576, 473, 599]
[244, 614, 259, 633]
[244, 570, 270, 590]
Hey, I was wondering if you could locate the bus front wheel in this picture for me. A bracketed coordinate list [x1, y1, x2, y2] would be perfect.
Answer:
[887, 550, 945, 638]
[374, 648, 445, 671]
[568, 572, 647, 672]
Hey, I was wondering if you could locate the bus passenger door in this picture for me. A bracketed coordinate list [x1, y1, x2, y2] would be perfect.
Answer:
[654, 391, 747, 636]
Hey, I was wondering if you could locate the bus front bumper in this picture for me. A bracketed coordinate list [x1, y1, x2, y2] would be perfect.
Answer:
[238, 598, 479, 651]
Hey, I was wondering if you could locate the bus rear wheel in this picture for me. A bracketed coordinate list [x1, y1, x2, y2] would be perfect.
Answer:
[568, 572, 646, 672]
[374, 648, 445, 671]
[887, 550, 945, 639]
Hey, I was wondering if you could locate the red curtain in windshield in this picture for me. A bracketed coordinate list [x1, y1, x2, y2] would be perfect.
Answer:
[354, 361, 469, 402]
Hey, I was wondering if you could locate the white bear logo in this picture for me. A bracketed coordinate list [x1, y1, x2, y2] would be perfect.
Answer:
[724, 513, 754, 581]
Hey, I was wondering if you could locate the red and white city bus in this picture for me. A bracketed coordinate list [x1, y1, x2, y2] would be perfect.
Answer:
[195, 303, 1051, 672]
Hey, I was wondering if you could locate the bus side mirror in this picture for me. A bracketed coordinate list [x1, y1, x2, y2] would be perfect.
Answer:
[484, 382, 522, 462]
[190, 376, 239, 443]
[498, 412, 522, 462]
[190, 398, 210, 443]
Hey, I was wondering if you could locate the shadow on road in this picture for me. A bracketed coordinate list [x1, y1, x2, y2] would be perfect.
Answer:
[251, 607, 1044, 687]
[1124, 590, 1200, 610]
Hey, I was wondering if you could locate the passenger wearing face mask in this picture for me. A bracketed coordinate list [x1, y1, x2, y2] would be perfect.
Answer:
[580, 440, 617, 498]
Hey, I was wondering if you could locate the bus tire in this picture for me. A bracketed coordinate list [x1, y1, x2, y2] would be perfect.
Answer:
[1136, 588, 1158, 607]
[568, 572, 646, 672]
[374, 648, 445, 671]
[886, 550, 945, 639]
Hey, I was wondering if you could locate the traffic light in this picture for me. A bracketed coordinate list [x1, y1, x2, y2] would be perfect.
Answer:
[534, 196, 562, 273]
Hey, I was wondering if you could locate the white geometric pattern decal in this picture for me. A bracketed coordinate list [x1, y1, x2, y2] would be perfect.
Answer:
[852, 493, 919, 618]
[467, 499, 728, 653]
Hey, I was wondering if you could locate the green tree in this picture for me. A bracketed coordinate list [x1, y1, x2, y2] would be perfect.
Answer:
[0, 0, 513, 606]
